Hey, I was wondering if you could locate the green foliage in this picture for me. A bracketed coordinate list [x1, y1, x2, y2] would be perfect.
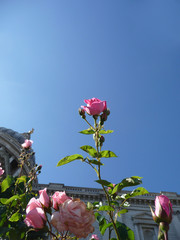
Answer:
[116, 221, 135, 240]
[79, 129, 95, 134]
[99, 130, 114, 134]
[99, 150, 117, 158]
[112, 176, 143, 194]
[9, 211, 21, 222]
[0, 175, 36, 240]
[96, 179, 114, 187]
[1, 175, 14, 192]
[80, 145, 97, 157]
[57, 154, 84, 167]
[95, 212, 111, 235]
[98, 205, 114, 211]
[120, 187, 149, 200]
[88, 159, 104, 166]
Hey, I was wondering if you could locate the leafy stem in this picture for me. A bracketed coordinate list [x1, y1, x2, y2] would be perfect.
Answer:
[93, 119, 121, 240]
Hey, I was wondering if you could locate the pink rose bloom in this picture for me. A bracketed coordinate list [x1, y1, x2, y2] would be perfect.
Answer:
[50, 199, 95, 238]
[26, 197, 42, 213]
[151, 195, 172, 224]
[21, 139, 33, 148]
[0, 163, 4, 176]
[81, 98, 107, 116]
[52, 191, 72, 210]
[24, 207, 46, 229]
[39, 188, 50, 208]
[91, 234, 99, 240]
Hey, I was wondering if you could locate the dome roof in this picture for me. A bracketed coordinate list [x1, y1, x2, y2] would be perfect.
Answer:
[0, 127, 26, 144]
[0, 127, 35, 170]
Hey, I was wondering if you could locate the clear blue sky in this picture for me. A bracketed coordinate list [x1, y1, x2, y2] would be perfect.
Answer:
[0, 1, 180, 194]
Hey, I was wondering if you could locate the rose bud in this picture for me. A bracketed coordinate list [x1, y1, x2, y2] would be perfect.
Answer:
[39, 188, 51, 208]
[78, 108, 86, 119]
[21, 139, 33, 149]
[150, 195, 172, 224]
[37, 165, 42, 171]
[91, 234, 99, 240]
[99, 136, 105, 147]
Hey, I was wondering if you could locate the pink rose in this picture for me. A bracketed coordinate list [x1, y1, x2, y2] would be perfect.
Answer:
[39, 188, 50, 208]
[52, 191, 72, 210]
[91, 234, 99, 240]
[151, 195, 172, 224]
[21, 139, 33, 148]
[50, 199, 95, 238]
[26, 197, 42, 213]
[50, 211, 62, 231]
[24, 207, 46, 229]
[0, 163, 4, 176]
[81, 98, 107, 116]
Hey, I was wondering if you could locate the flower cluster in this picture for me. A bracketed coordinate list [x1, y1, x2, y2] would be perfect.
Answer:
[25, 188, 95, 239]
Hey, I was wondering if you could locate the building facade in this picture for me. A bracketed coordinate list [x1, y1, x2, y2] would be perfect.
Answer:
[0, 127, 180, 240]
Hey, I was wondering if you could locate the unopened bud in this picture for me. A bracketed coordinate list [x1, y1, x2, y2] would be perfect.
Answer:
[106, 108, 110, 116]
[37, 165, 42, 171]
[100, 136, 105, 143]
[78, 108, 86, 119]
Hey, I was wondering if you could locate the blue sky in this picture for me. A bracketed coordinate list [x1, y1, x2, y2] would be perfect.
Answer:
[0, 1, 180, 194]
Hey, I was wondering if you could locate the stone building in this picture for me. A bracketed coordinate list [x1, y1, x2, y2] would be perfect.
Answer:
[0, 127, 180, 240]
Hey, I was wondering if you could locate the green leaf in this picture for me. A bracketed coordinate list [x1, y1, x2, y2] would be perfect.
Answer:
[96, 179, 113, 187]
[80, 145, 97, 157]
[57, 154, 84, 167]
[99, 150, 117, 158]
[87, 202, 93, 210]
[99, 130, 114, 134]
[79, 129, 95, 135]
[15, 176, 27, 185]
[98, 205, 114, 211]
[112, 176, 142, 194]
[9, 211, 21, 222]
[0, 195, 20, 205]
[88, 160, 103, 166]
[121, 187, 149, 200]
[101, 222, 113, 235]
[117, 209, 128, 216]
[95, 213, 108, 235]
[116, 221, 135, 240]
[1, 175, 14, 192]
